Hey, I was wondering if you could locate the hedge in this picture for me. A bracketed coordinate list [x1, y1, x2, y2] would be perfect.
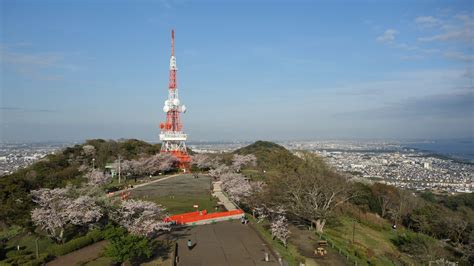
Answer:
[49, 229, 104, 256]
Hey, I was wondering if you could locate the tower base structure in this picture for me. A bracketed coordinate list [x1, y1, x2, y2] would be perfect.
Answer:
[160, 132, 191, 169]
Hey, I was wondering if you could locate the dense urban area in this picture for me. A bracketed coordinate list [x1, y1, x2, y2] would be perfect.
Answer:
[0, 142, 72, 176]
[194, 140, 474, 193]
[2, 140, 473, 193]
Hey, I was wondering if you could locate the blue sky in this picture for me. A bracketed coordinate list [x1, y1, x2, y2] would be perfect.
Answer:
[1, 0, 473, 142]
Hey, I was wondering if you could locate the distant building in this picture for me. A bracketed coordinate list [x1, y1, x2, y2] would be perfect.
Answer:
[105, 163, 117, 177]
[423, 162, 431, 170]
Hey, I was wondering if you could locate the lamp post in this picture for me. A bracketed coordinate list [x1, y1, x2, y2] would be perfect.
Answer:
[35, 237, 39, 259]
[118, 155, 121, 184]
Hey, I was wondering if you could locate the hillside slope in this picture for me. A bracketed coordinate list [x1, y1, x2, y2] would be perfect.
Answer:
[234, 141, 302, 176]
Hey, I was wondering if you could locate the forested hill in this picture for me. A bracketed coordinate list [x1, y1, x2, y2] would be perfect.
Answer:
[234, 140, 303, 173]
[0, 139, 162, 226]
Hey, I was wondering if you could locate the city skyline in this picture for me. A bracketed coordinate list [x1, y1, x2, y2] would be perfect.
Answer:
[1, 0, 473, 142]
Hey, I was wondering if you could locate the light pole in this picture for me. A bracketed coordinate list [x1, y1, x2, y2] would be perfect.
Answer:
[118, 155, 121, 184]
[352, 219, 356, 244]
[35, 237, 39, 259]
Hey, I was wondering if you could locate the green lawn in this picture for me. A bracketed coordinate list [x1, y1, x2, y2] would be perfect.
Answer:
[141, 194, 220, 215]
[324, 216, 416, 265]
[130, 174, 221, 215]
[6, 233, 55, 255]
[247, 216, 304, 266]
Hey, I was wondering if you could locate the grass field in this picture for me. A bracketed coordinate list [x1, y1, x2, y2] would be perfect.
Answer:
[130, 174, 221, 214]
[6, 233, 55, 255]
[247, 216, 304, 266]
[324, 216, 416, 265]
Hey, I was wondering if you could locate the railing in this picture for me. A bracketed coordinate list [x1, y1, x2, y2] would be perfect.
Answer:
[164, 209, 244, 225]
[317, 232, 364, 266]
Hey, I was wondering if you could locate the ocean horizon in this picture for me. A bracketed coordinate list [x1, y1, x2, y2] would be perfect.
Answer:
[404, 139, 474, 163]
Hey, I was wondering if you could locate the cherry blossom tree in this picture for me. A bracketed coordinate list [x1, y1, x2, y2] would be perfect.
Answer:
[231, 154, 257, 172]
[209, 164, 231, 179]
[116, 154, 178, 177]
[191, 154, 212, 169]
[31, 187, 104, 242]
[66, 195, 103, 226]
[82, 145, 96, 157]
[137, 154, 178, 176]
[115, 199, 170, 237]
[191, 154, 223, 170]
[220, 172, 252, 203]
[78, 164, 89, 172]
[31, 187, 71, 242]
[270, 215, 290, 247]
[120, 159, 144, 176]
[157, 153, 179, 172]
[86, 169, 111, 186]
[254, 206, 269, 223]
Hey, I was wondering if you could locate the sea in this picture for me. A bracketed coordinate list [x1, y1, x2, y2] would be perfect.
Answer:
[403, 139, 474, 164]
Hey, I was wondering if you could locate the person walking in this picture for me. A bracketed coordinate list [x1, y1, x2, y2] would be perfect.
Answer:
[187, 239, 192, 250]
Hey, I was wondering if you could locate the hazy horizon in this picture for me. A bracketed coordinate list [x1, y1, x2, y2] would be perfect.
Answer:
[1, 0, 473, 142]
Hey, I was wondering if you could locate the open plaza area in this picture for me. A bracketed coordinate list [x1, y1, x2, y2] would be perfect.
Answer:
[174, 221, 280, 266]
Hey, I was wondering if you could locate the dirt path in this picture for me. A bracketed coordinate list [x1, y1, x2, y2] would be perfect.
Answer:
[46, 240, 107, 266]
[288, 225, 348, 266]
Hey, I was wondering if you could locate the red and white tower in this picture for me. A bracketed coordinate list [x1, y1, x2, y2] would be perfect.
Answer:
[159, 30, 191, 168]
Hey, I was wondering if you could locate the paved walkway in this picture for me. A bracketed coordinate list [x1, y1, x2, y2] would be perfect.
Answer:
[212, 181, 238, 211]
[174, 221, 279, 266]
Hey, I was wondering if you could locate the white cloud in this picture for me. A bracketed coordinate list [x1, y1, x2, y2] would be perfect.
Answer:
[418, 13, 474, 45]
[444, 51, 474, 62]
[376, 13, 474, 62]
[415, 16, 441, 28]
[0, 45, 74, 81]
[392, 42, 439, 54]
[400, 55, 425, 60]
[376, 29, 398, 43]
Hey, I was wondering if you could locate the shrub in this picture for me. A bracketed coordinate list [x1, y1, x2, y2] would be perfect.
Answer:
[20, 253, 52, 266]
[4, 250, 36, 265]
[104, 233, 155, 264]
[0, 225, 23, 241]
[6, 249, 30, 259]
[103, 223, 127, 240]
[50, 236, 93, 256]
[49, 229, 104, 256]
[391, 232, 437, 261]
[87, 229, 103, 242]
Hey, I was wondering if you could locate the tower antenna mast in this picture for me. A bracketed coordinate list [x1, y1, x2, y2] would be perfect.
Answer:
[159, 29, 191, 169]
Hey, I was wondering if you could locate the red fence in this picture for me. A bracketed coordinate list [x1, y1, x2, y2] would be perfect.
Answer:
[164, 209, 244, 225]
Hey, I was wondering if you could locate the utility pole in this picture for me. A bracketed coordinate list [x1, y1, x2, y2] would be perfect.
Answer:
[352, 220, 356, 244]
[118, 155, 122, 184]
[35, 237, 39, 259]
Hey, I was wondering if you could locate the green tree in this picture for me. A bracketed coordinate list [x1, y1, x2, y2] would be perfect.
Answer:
[104, 226, 155, 264]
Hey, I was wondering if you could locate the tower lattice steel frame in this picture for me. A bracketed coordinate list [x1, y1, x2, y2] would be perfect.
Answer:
[159, 30, 191, 169]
